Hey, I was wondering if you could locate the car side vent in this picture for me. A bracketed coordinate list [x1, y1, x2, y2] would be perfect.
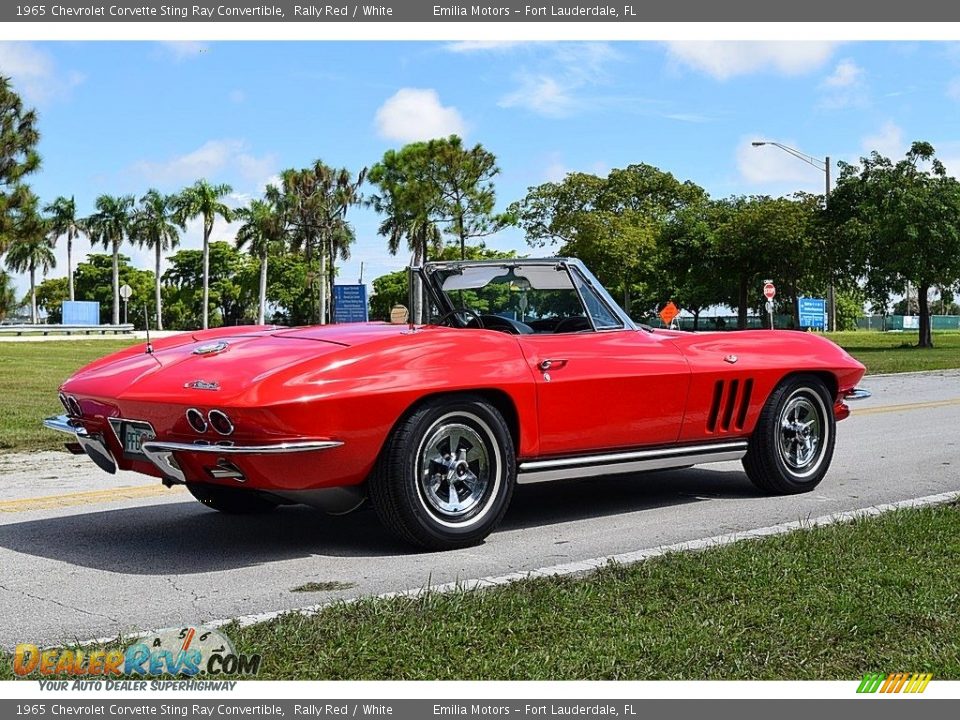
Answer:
[706, 381, 724, 432]
[707, 378, 754, 433]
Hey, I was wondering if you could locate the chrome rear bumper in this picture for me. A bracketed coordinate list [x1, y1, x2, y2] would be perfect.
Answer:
[45, 414, 343, 484]
[844, 387, 872, 401]
[43, 414, 117, 474]
[140, 439, 343, 483]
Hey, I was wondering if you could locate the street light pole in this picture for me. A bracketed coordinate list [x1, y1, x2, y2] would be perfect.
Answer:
[752, 141, 836, 332]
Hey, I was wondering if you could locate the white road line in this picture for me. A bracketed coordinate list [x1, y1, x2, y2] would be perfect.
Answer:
[78, 489, 960, 648]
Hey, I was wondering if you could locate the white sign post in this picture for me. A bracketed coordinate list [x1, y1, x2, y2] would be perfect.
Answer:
[763, 280, 776, 330]
[119, 283, 133, 325]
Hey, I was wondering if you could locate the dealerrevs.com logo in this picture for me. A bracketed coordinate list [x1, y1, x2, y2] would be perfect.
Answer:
[857, 672, 933, 694]
[13, 627, 261, 678]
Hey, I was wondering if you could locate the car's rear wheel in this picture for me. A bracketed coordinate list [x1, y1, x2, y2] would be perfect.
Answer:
[742, 374, 836, 494]
[187, 483, 279, 514]
[370, 395, 516, 550]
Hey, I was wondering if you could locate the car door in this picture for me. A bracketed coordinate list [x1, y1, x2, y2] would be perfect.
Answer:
[518, 329, 691, 457]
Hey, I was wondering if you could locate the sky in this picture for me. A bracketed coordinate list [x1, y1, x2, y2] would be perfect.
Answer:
[2, 39, 960, 300]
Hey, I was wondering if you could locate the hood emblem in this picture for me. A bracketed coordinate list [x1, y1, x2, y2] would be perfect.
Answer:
[193, 340, 229, 356]
[724, 354, 739, 364]
[184, 380, 220, 390]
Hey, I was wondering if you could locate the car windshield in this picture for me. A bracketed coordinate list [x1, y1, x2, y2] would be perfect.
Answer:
[428, 263, 623, 334]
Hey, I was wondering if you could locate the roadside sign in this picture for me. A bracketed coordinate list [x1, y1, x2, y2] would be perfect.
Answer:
[765, 301, 774, 313]
[763, 282, 776, 301]
[333, 284, 369, 323]
[799, 297, 827, 329]
[119, 284, 133, 300]
[658, 301, 680, 327]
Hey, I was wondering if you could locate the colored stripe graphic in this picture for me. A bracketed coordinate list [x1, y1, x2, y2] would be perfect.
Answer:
[858, 672, 931, 694]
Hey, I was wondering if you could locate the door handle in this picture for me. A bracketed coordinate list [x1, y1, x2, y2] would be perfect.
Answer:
[538, 358, 568, 371]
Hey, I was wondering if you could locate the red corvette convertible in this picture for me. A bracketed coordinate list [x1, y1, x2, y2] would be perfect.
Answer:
[46, 258, 868, 550]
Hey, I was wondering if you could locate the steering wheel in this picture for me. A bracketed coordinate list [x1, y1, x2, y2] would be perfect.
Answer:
[553, 315, 592, 334]
[467, 315, 534, 335]
[434, 307, 482, 329]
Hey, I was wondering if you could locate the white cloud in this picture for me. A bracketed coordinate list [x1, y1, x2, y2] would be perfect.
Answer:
[947, 77, 960, 102]
[665, 42, 838, 80]
[159, 41, 209, 62]
[543, 157, 569, 183]
[129, 139, 276, 189]
[444, 41, 525, 53]
[499, 75, 576, 118]
[375, 88, 466, 142]
[495, 43, 620, 118]
[823, 59, 863, 88]
[0, 42, 84, 105]
[862, 121, 905, 159]
[736, 136, 826, 193]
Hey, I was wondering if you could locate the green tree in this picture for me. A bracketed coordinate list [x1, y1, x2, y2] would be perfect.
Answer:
[273, 163, 364, 324]
[35, 275, 68, 323]
[85, 194, 134, 325]
[130, 189, 181, 330]
[162, 242, 255, 329]
[828, 142, 960, 347]
[370, 137, 503, 265]
[658, 197, 725, 330]
[72, 254, 154, 327]
[261, 251, 313, 326]
[175, 179, 234, 329]
[43, 196, 83, 301]
[423, 136, 503, 259]
[510, 164, 706, 315]
[4, 192, 53, 323]
[236, 195, 288, 325]
[0, 269, 21, 321]
[0, 77, 41, 253]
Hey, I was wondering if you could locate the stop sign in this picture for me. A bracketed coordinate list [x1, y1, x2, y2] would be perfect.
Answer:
[763, 282, 776, 301]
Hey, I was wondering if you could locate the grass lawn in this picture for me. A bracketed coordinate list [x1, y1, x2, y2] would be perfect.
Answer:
[825, 330, 960, 375]
[0, 340, 136, 453]
[4, 503, 959, 680]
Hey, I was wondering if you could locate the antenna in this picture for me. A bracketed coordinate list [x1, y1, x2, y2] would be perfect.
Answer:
[144, 303, 153, 354]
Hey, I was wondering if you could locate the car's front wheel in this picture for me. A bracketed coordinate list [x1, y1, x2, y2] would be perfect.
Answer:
[187, 483, 279, 514]
[742, 374, 836, 494]
[370, 395, 516, 550]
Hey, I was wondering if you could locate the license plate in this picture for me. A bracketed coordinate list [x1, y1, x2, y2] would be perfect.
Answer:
[122, 422, 155, 459]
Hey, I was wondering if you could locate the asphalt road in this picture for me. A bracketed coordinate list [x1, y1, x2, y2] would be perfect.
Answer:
[2, 370, 958, 648]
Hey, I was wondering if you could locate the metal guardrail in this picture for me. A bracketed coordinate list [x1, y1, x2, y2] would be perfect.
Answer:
[0, 323, 135, 336]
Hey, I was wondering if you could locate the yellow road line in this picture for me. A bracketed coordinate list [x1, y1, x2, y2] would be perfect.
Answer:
[855, 398, 960, 416]
[0, 484, 185, 513]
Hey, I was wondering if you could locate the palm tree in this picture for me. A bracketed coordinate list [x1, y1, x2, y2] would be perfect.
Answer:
[236, 195, 286, 325]
[43, 196, 83, 301]
[131, 189, 181, 331]
[85, 194, 134, 325]
[315, 164, 365, 322]
[175, 180, 234, 329]
[5, 195, 54, 324]
[0, 270, 19, 322]
[278, 163, 364, 324]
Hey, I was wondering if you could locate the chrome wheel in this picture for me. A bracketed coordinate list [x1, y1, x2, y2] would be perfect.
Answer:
[371, 395, 515, 549]
[776, 390, 828, 478]
[418, 418, 492, 521]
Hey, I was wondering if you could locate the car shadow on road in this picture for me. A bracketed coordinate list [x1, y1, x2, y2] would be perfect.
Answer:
[0, 467, 762, 574]
[503, 466, 762, 531]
